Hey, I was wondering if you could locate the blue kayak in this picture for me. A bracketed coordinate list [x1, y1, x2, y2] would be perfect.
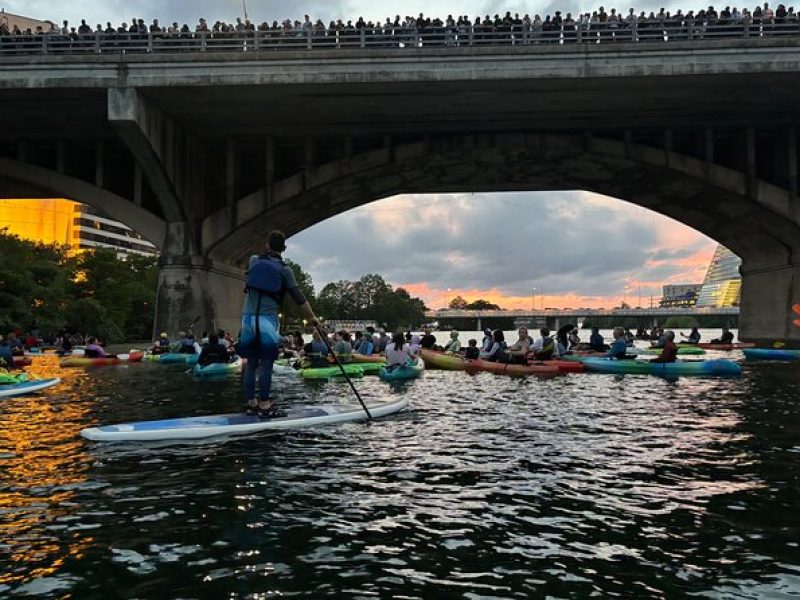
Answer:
[379, 358, 425, 381]
[581, 358, 741, 377]
[193, 357, 242, 377]
[742, 348, 800, 361]
[0, 378, 61, 398]
[158, 353, 199, 365]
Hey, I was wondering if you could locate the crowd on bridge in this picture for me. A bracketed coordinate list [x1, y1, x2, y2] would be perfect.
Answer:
[2, 4, 799, 52]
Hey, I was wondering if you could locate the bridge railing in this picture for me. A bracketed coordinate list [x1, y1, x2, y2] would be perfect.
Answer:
[1, 22, 800, 55]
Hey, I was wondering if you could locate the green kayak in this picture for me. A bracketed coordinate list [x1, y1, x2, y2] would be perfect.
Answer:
[300, 364, 365, 379]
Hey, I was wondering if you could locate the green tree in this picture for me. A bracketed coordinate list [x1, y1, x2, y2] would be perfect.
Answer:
[466, 299, 501, 310]
[449, 295, 469, 309]
[0, 230, 72, 333]
[280, 259, 316, 322]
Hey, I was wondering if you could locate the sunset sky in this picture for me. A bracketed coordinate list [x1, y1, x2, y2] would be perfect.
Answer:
[8, 1, 722, 310]
[287, 191, 717, 310]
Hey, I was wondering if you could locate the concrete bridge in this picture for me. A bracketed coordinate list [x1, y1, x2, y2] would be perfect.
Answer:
[427, 307, 740, 331]
[2, 36, 800, 345]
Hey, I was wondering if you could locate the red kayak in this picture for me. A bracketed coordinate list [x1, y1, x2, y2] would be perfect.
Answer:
[12, 356, 32, 367]
[696, 342, 755, 351]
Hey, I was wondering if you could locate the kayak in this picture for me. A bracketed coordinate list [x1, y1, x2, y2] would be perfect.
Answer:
[60, 351, 144, 368]
[419, 349, 466, 371]
[465, 359, 561, 377]
[742, 348, 800, 361]
[379, 358, 425, 381]
[193, 357, 243, 377]
[300, 364, 365, 379]
[350, 354, 387, 364]
[0, 372, 28, 385]
[641, 346, 706, 356]
[81, 397, 409, 442]
[12, 356, 32, 367]
[420, 349, 575, 375]
[697, 342, 755, 351]
[157, 353, 199, 365]
[0, 378, 61, 398]
[581, 357, 742, 377]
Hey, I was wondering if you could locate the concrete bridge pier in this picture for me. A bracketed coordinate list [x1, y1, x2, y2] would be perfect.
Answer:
[739, 263, 800, 347]
[154, 254, 244, 339]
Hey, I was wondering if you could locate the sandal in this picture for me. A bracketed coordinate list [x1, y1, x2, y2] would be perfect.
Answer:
[257, 403, 287, 419]
[245, 400, 259, 416]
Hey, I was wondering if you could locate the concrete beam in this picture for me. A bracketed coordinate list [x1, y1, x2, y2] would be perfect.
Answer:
[107, 87, 190, 230]
[740, 261, 800, 347]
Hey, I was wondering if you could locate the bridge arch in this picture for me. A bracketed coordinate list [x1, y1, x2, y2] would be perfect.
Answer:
[204, 132, 800, 270]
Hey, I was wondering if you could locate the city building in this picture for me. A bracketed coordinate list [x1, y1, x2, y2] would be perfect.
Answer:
[659, 283, 702, 308]
[696, 244, 742, 308]
[0, 199, 157, 257]
[0, 8, 56, 32]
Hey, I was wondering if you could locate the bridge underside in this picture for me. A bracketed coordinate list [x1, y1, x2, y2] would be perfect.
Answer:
[1, 44, 800, 343]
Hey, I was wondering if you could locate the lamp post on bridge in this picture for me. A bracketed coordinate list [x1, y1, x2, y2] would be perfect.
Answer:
[531, 286, 536, 312]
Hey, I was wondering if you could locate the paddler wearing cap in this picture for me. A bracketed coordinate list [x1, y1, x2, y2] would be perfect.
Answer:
[150, 331, 171, 355]
[240, 229, 319, 419]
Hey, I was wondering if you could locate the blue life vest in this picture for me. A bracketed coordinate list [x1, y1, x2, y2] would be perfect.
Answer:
[245, 255, 285, 302]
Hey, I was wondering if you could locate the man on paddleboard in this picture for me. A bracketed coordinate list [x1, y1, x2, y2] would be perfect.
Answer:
[240, 230, 319, 418]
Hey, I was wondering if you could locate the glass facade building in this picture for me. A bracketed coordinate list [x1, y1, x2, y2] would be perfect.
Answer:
[696, 245, 742, 308]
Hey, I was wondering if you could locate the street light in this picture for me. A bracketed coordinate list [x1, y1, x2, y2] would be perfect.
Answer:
[531, 286, 536, 311]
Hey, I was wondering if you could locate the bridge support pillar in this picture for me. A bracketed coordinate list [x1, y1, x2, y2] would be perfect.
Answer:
[154, 255, 244, 339]
[739, 262, 800, 348]
[476, 318, 482, 332]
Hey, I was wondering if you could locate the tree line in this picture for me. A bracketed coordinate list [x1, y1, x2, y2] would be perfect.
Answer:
[0, 230, 158, 342]
[0, 232, 430, 341]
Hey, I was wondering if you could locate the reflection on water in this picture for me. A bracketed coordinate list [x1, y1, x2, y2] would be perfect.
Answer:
[1, 352, 800, 597]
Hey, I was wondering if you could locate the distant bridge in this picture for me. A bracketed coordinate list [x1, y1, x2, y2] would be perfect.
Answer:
[426, 307, 740, 330]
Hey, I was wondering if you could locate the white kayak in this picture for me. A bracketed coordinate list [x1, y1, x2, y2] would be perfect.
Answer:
[0, 378, 61, 398]
[81, 397, 409, 442]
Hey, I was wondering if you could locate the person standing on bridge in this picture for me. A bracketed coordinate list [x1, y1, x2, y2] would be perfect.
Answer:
[240, 230, 319, 418]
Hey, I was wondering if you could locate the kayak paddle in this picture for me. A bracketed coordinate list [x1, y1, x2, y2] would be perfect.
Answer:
[314, 323, 372, 420]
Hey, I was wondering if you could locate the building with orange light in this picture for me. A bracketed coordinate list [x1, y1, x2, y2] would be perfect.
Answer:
[0, 199, 157, 256]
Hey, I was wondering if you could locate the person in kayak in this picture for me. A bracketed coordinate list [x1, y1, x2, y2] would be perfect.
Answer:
[481, 330, 507, 362]
[354, 331, 374, 355]
[302, 329, 330, 368]
[150, 332, 171, 355]
[443, 330, 462, 354]
[506, 327, 532, 364]
[481, 328, 493, 353]
[240, 229, 318, 419]
[333, 331, 353, 361]
[464, 338, 480, 360]
[385, 331, 415, 369]
[710, 328, 735, 344]
[681, 327, 701, 345]
[375, 330, 390, 353]
[531, 327, 558, 360]
[420, 329, 437, 350]
[650, 330, 678, 363]
[0, 335, 16, 369]
[589, 327, 606, 352]
[198, 334, 230, 366]
[84, 337, 108, 358]
[6, 333, 24, 356]
[605, 327, 629, 359]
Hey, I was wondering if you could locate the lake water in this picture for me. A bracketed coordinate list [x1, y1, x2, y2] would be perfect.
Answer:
[2, 337, 800, 598]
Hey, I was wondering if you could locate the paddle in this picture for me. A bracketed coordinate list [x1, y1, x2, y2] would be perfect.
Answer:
[314, 323, 372, 420]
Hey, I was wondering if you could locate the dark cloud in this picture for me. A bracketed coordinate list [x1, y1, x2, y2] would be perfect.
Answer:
[286, 191, 714, 305]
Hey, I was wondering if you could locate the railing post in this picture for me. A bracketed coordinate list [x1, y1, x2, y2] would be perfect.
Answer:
[577, 24, 582, 43]
[201, 32, 207, 52]
[95, 34, 101, 54]
[360, 28, 366, 48]
[147, 33, 153, 53]
[253, 31, 260, 51]
[307, 29, 313, 49]
[469, 26, 474, 46]
[42, 34, 48, 55]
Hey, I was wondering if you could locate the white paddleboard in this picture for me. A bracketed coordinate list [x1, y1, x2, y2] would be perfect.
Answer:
[81, 397, 408, 442]
[0, 378, 61, 398]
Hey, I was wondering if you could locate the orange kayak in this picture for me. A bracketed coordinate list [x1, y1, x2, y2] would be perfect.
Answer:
[349, 354, 386, 364]
[420, 349, 570, 376]
[60, 351, 144, 368]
